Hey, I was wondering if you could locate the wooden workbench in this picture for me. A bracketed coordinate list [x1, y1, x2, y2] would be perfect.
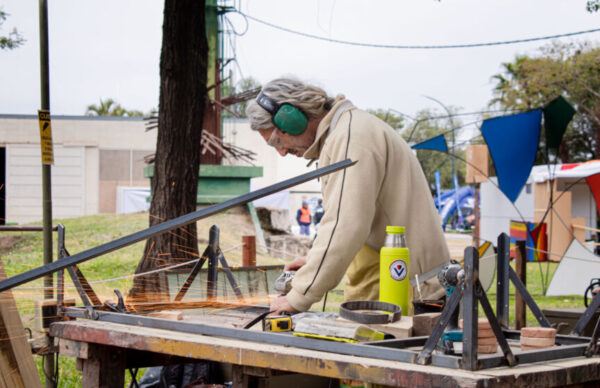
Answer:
[50, 319, 600, 388]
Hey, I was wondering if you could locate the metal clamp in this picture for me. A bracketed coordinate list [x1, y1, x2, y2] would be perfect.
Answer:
[339, 301, 401, 324]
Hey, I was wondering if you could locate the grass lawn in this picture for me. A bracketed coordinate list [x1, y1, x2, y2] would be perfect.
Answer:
[0, 213, 587, 386]
[2, 211, 281, 387]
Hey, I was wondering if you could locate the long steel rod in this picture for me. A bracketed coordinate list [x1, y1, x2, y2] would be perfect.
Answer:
[63, 308, 421, 364]
[0, 159, 356, 292]
[573, 290, 600, 336]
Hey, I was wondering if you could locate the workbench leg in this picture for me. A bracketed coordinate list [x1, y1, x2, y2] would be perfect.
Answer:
[81, 346, 126, 388]
[232, 365, 271, 388]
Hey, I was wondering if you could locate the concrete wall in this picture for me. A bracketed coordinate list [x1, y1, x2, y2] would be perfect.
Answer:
[0, 115, 155, 223]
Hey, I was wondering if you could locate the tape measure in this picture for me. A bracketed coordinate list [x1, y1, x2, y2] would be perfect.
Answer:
[263, 316, 292, 332]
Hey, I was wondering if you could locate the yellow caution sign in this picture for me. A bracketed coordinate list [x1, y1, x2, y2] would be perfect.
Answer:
[38, 110, 54, 165]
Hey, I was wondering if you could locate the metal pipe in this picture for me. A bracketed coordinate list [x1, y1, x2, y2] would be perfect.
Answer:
[0, 225, 58, 232]
[39, 1, 55, 386]
[0, 159, 356, 292]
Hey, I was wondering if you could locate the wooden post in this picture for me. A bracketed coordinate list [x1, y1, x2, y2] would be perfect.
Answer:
[243, 236, 258, 296]
[473, 183, 480, 247]
[0, 259, 43, 388]
[515, 240, 527, 330]
[242, 236, 256, 267]
[81, 345, 125, 388]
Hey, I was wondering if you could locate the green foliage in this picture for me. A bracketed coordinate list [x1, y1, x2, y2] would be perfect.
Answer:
[402, 109, 466, 189]
[490, 42, 600, 162]
[0, 8, 25, 50]
[587, 0, 600, 12]
[366, 109, 405, 131]
[86, 98, 152, 117]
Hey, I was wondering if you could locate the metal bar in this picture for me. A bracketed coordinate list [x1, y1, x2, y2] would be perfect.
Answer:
[207, 226, 219, 299]
[496, 233, 510, 328]
[477, 344, 589, 370]
[367, 336, 429, 348]
[66, 267, 94, 308]
[430, 354, 462, 369]
[0, 159, 356, 292]
[462, 246, 478, 371]
[0, 225, 58, 232]
[573, 290, 600, 336]
[173, 247, 208, 302]
[62, 308, 420, 364]
[39, 1, 54, 383]
[508, 266, 551, 327]
[218, 250, 244, 300]
[477, 280, 516, 367]
[585, 312, 600, 356]
[516, 344, 589, 364]
[416, 286, 463, 365]
[56, 224, 65, 314]
[71, 265, 102, 306]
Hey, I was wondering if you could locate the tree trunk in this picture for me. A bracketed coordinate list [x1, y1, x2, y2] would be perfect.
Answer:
[129, 0, 208, 303]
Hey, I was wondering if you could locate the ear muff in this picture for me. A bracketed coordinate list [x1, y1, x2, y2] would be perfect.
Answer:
[256, 92, 308, 135]
[273, 104, 308, 135]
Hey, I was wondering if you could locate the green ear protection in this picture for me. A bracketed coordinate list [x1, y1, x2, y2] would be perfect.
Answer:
[256, 91, 308, 135]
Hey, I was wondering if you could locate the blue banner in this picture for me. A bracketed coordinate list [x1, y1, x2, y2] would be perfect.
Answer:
[481, 110, 542, 202]
[412, 134, 448, 153]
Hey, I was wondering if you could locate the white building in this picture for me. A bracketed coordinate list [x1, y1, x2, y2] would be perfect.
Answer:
[0, 115, 320, 226]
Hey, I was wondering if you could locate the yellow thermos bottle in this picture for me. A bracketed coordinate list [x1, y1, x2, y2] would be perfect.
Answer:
[379, 226, 410, 315]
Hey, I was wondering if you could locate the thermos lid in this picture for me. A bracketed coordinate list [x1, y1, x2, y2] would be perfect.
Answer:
[386, 226, 405, 234]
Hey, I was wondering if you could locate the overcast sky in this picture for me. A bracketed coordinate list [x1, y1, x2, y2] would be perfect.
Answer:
[1, 0, 599, 127]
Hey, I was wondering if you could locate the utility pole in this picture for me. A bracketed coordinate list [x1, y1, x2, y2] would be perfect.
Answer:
[39, 1, 55, 386]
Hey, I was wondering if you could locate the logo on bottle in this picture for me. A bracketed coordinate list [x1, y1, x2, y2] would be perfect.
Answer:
[389, 259, 408, 281]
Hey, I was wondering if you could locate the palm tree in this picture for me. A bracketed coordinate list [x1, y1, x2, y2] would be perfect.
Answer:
[86, 98, 123, 116]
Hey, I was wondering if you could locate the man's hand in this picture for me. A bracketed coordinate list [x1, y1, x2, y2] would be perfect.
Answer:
[270, 295, 299, 315]
[284, 257, 307, 271]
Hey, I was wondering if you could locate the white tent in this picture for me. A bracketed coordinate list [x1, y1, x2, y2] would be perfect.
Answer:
[546, 238, 600, 296]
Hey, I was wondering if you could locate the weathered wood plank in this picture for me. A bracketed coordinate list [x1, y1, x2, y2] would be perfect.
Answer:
[81, 345, 125, 388]
[0, 259, 42, 388]
[51, 319, 600, 388]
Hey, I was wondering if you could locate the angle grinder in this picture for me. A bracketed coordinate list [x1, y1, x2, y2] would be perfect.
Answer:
[273, 270, 296, 295]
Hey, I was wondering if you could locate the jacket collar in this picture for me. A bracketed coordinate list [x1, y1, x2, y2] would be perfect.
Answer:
[303, 95, 353, 160]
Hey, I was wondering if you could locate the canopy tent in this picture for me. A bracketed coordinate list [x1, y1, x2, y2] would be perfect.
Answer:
[530, 160, 600, 184]
[546, 238, 600, 296]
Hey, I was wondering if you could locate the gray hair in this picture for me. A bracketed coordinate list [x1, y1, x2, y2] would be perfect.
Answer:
[246, 78, 334, 131]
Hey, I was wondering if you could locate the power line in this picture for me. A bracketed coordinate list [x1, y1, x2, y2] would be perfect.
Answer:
[240, 12, 600, 50]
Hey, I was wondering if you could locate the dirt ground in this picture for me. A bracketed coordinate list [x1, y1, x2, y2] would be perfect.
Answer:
[444, 232, 475, 260]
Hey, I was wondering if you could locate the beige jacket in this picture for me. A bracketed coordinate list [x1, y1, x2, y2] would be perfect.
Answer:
[286, 97, 450, 311]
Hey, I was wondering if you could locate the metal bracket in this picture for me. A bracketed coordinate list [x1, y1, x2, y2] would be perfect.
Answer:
[174, 225, 244, 302]
[585, 311, 600, 357]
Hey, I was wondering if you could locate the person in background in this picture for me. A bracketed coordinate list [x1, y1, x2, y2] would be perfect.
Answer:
[297, 201, 311, 236]
[313, 198, 324, 230]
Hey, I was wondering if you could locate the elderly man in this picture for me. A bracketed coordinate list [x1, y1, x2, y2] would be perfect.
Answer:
[246, 78, 450, 314]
